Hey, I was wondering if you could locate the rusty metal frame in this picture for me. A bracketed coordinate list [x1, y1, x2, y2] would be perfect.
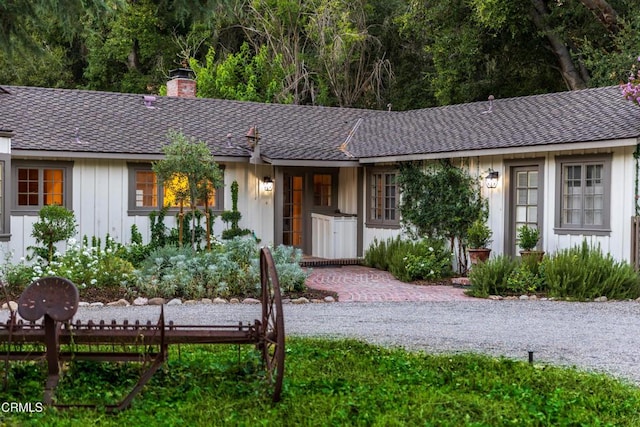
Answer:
[0, 247, 285, 411]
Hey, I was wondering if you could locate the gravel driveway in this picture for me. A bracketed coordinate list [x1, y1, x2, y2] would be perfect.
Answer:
[68, 300, 640, 385]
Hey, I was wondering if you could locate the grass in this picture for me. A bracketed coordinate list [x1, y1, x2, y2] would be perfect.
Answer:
[2, 338, 640, 426]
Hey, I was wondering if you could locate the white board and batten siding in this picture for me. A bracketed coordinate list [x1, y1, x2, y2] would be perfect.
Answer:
[360, 147, 637, 264]
[545, 146, 636, 262]
[7, 159, 258, 262]
[226, 162, 275, 246]
[480, 146, 636, 263]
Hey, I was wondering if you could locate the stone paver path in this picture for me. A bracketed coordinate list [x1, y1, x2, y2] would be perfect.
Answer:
[305, 265, 472, 302]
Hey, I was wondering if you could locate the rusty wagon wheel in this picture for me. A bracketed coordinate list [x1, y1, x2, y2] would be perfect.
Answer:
[259, 247, 285, 402]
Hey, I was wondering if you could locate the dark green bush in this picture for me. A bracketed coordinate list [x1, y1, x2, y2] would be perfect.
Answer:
[541, 242, 640, 300]
[364, 236, 452, 282]
[364, 237, 403, 271]
[467, 256, 519, 297]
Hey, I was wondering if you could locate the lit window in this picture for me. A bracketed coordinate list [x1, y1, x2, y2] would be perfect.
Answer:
[135, 170, 158, 207]
[13, 162, 72, 212]
[163, 174, 217, 208]
[128, 164, 223, 213]
[313, 174, 332, 206]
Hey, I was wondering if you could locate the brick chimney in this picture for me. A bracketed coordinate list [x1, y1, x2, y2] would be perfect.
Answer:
[166, 68, 196, 98]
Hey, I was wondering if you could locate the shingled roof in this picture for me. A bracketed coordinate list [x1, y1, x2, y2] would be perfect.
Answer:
[1, 85, 639, 163]
[0, 85, 373, 163]
[348, 86, 640, 160]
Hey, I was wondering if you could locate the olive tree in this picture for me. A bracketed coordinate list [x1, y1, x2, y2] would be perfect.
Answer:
[153, 130, 223, 249]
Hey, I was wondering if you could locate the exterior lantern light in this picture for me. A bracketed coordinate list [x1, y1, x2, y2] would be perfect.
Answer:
[485, 170, 499, 189]
[262, 176, 274, 192]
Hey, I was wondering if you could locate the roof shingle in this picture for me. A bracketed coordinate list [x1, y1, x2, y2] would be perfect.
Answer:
[1, 85, 638, 162]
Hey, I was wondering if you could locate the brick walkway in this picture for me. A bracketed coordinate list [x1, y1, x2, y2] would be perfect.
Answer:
[305, 265, 473, 302]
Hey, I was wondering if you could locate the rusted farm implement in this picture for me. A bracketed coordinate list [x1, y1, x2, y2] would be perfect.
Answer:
[0, 247, 285, 411]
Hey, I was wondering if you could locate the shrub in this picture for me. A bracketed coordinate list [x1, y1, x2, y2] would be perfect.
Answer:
[365, 236, 452, 282]
[467, 256, 519, 297]
[129, 238, 308, 299]
[29, 205, 77, 261]
[541, 242, 640, 300]
[0, 255, 34, 294]
[30, 236, 134, 289]
[466, 218, 492, 249]
[269, 244, 308, 293]
[517, 225, 541, 251]
[364, 237, 403, 271]
[115, 225, 153, 267]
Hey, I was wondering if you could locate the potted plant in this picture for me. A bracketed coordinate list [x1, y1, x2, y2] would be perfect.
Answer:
[517, 224, 544, 261]
[466, 218, 493, 265]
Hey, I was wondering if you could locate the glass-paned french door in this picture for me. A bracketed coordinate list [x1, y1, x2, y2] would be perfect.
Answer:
[511, 166, 542, 255]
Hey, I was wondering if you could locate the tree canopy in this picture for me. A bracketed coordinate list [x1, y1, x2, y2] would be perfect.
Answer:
[2, 0, 639, 109]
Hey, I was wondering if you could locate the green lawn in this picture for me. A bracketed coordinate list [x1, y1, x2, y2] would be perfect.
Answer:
[2, 338, 640, 426]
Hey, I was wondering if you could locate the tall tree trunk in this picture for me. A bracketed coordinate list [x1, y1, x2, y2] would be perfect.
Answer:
[530, 0, 588, 90]
[127, 39, 140, 71]
[578, 0, 620, 34]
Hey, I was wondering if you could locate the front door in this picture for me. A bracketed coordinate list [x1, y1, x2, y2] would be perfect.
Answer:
[280, 169, 339, 254]
[507, 162, 544, 256]
[283, 174, 304, 248]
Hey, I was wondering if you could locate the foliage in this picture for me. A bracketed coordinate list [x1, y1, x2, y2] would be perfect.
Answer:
[4, 339, 640, 426]
[398, 161, 485, 272]
[470, 242, 640, 300]
[129, 238, 307, 299]
[191, 42, 293, 103]
[113, 225, 152, 268]
[505, 262, 544, 295]
[466, 218, 492, 248]
[149, 209, 170, 249]
[22, 235, 133, 295]
[221, 180, 253, 240]
[29, 236, 134, 291]
[267, 244, 308, 293]
[467, 255, 519, 298]
[4, 0, 640, 109]
[517, 224, 541, 251]
[153, 130, 223, 249]
[29, 205, 78, 262]
[364, 236, 453, 282]
[541, 242, 640, 301]
[363, 236, 403, 271]
[621, 55, 640, 107]
[0, 254, 35, 294]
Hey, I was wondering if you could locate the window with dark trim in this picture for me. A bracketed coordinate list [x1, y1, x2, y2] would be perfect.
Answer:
[128, 164, 224, 214]
[367, 169, 399, 228]
[555, 155, 611, 234]
[313, 174, 333, 207]
[12, 161, 73, 213]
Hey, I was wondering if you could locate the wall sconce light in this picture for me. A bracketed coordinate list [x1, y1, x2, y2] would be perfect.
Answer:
[262, 176, 274, 192]
[485, 170, 499, 189]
